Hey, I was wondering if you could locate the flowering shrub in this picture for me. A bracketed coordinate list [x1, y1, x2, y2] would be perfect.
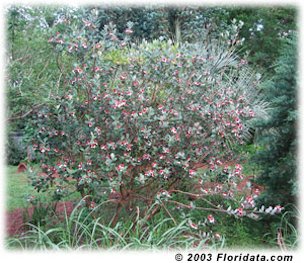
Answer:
[28, 13, 280, 238]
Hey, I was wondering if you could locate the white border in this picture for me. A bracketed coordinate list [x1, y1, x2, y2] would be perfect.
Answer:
[0, 0, 303, 262]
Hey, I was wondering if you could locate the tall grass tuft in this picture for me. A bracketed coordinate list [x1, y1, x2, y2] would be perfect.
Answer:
[6, 199, 224, 250]
[276, 208, 299, 250]
[262, 205, 299, 251]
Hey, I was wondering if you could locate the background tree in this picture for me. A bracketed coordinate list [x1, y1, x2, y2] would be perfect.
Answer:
[6, 6, 62, 164]
[226, 7, 297, 74]
[253, 34, 297, 208]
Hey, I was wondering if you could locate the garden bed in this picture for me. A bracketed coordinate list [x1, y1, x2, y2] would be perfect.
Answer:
[6, 201, 74, 236]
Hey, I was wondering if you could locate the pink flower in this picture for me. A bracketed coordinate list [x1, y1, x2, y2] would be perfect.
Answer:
[171, 127, 177, 134]
[131, 111, 137, 118]
[163, 148, 170, 154]
[132, 80, 139, 87]
[253, 188, 260, 197]
[119, 140, 128, 146]
[209, 164, 215, 171]
[234, 164, 242, 174]
[40, 147, 46, 153]
[161, 57, 168, 63]
[207, 214, 215, 224]
[188, 221, 198, 230]
[66, 94, 73, 100]
[143, 153, 151, 160]
[56, 39, 64, 44]
[159, 154, 165, 160]
[126, 144, 132, 151]
[113, 100, 127, 109]
[100, 144, 108, 150]
[223, 165, 229, 173]
[125, 28, 133, 34]
[189, 169, 196, 177]
[236, 207, 244, 217]
[95, 127, 102, 135]
[249, 109, 255, 117]
[120, 74, 127, 81]
[139, 108, 148, 115]
[54, 148, 59, 153]
[169, 109, 179, 116]
[93, 66, 100, 72]
[273, 205, 284, 214]
[90, 140, 98, 149]
[215, 159, 222, 165]
[222, 192, 228, 198]
[82, 42, 88, 49]
[246, 195, 254, 203]
[32, 144, 38, 150]
[89, 201, 96, 209]
[117, 164, 125, 172]
[244, 196, 255, 208]
[74, 66, 83, 74]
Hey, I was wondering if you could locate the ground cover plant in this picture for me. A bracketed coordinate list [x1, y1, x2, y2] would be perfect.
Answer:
[5, 5, 298, 250]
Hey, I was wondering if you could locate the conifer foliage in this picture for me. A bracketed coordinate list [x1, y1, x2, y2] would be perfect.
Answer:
[254, 34, 297, 207]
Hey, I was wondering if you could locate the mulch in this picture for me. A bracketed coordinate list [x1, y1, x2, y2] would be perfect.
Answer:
[6, 201, 74, 237]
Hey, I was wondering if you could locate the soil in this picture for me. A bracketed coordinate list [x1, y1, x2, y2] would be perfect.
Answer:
[6, 201, 74, 237]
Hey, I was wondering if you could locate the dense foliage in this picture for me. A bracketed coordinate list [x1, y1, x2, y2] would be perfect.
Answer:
[254, 35, 298, 207]
[29, 11, 272, 228]
[225, 7, 297, 73]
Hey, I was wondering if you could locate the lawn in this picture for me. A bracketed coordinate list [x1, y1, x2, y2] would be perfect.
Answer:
[6, 166, 38, 211]
[6, 165, 81, 211]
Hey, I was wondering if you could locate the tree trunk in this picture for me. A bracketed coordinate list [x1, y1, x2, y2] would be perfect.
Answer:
[175, 17, 181, 44]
